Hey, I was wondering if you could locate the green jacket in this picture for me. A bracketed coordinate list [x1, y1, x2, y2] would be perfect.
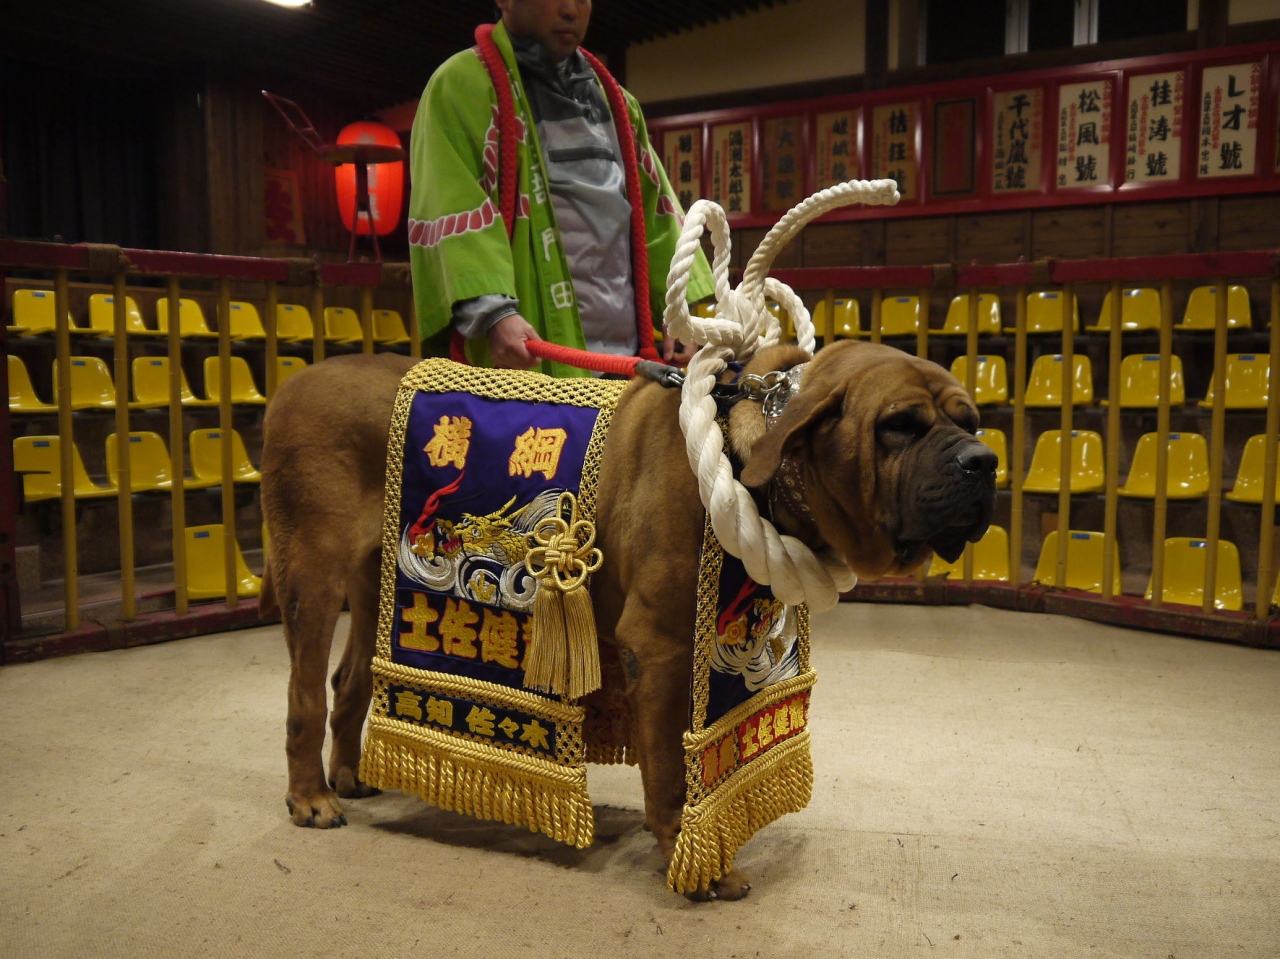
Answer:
[408, 21, 713, 376]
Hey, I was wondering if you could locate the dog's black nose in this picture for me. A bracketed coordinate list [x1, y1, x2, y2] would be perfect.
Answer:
[956, 442, 998, 475]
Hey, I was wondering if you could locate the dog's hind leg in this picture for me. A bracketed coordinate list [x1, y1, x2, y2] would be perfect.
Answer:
[327, 548, 381, 799]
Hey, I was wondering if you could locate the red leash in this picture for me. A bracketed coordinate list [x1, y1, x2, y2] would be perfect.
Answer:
[450, 25, 658, 373]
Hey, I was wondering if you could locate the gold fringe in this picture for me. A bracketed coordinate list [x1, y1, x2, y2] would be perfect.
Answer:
[666, 730, 814, 894]
[563, 587, 601, 700]
[360, 717, 595, 849]
[524, 587, 569, 695]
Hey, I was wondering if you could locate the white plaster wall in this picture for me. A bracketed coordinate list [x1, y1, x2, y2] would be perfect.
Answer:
[625, 0, 866, 104]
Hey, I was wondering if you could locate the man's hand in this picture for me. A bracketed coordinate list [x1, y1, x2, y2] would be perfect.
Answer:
[662, 323, 698, 365]
[488, 313, 540, 369]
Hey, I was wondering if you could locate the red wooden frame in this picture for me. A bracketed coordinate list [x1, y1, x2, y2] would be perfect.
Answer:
[649, 41, 1280, 227]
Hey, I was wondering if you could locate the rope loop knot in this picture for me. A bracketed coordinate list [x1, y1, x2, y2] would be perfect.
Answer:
[526, 492, 602, 593]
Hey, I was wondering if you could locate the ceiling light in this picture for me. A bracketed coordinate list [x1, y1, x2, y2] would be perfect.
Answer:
[261, 0, 312, 8]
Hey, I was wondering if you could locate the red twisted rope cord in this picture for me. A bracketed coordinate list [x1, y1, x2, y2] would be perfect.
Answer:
[451, 27, 658, 371]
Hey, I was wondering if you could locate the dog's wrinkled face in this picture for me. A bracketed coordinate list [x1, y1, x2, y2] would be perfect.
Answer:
[739, 340, 997, 579]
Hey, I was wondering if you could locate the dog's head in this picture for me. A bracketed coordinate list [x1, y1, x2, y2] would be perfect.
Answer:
[735, 340, 996, 578]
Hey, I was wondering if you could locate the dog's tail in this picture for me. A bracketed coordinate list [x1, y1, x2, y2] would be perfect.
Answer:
[259, 558, 279, 618]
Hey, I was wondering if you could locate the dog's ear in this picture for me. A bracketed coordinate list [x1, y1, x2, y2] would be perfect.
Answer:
[740, 385, 845, 489]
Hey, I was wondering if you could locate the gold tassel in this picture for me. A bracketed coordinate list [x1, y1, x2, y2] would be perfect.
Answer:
[523, 492, 603, 700]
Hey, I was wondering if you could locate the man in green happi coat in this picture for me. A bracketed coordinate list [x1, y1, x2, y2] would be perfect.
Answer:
[409, 0, 714, 375]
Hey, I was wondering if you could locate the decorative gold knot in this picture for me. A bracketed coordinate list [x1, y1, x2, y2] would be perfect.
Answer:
[525, 492, 602, 592]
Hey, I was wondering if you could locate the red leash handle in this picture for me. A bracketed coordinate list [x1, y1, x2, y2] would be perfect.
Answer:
[524, 339, 641, 376]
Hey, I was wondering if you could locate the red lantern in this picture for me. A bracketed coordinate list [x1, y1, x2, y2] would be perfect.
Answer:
[334, 121, 404, 236]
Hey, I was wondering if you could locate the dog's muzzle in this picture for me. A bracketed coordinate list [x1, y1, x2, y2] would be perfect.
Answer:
[894, 436, 998, 565]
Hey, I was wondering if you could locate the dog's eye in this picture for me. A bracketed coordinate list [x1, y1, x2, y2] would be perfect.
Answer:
[879, 412, 928, 443]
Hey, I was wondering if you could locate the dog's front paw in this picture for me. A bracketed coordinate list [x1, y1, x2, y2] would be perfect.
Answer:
[329, 766, 381, 799]
[683, 867, 753, 902]
[285, 789, 347, 828]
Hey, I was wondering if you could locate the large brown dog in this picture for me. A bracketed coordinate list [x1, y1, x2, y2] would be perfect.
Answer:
[259, 339, 996, 900]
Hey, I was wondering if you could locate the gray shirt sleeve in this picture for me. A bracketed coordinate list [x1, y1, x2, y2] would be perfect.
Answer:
[452, 294, 521, 339]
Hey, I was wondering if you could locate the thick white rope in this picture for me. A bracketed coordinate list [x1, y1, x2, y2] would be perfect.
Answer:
[663, 179, 900, 611]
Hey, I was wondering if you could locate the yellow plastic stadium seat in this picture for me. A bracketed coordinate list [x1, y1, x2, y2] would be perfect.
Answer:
[1226, 434, 1280, 503]
[693, 301, 717, 319]
[1022, 429, 1105, 493]
[324, 306, 365, 344]
[11, 289, 100, 337]
[1146, 538, 1242, 611]
[1118, 432, 1210, 500]
[155, 297, 218, 339]
[105, 431, 174, 492]
[879, 295, 923, 336]
[227, 301, 266, 340]
[974, 428, 1008, 488]
[1007, 290, 1080, 334]
[1033, 530, 1121, 593]
[9, 355, 57, 413]
[1023, 353, 1093, 407]
[928, 524, 1009, 581]
[275, 356, 309, 388]
[1086, 287, 1160, 333]
[184, 525, 261, 600]
[1177, 284, 1251, 331]
[189, 428, 262, 484]
[87, 293, 164, 337]
[202, 356, 266, 405]
[131, 356, 218, 409]
[811, 298, 861, 338]
[13, 435, 117, 501]
[1110, 353, 1185, 408]
[939, 293, 1001, 336]
[949, 354, 1008, 405]
[53, 356, 116, 411]
[275, 303, 316, 341]
[1199, 354, 1269, 409]
[373, 309, 412, 344]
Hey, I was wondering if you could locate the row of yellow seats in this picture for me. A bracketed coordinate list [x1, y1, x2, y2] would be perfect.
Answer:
[773, 285, 1254, 339]
[930, 528, 1249, 611]
[9, 354, 308, 413]
[13, 429, 261, 502]
[185, 524, 263, 601]
[974, 427, 1278, 502]
[5, 289, 412, 345]
[953, 351, 1271, 409]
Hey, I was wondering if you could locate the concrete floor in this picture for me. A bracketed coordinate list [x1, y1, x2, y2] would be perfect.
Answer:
[1, 602, 1277, 959]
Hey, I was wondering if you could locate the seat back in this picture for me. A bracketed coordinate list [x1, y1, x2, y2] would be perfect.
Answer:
[13, 435, 114, 500]
[105, 431, 173, 491]
[1090, 287, 1161, 332]
[1178, 284, 1252, 330]
[1146, 538, 1243, 611]
[1023, 429, 1106, 493]
[974, 428, 1008, 488]
[275, 356, 309, 388]
[155, 297, 216, 338]
[928, 525, 1010, 581]
[324, 306, 364, 343]
[275, 303, 315, 341]
[372, 309, 411, 343]
[87, 293, 149, 334]
[811, 298, 861, 338]
[12, 289, 73, 334]
[131, 356, 199, 407]
[1117, 353, 1185, 407]
[940, 293, 1001, 335]
[203, 356, 266, 404]
[189, 428, 261, 483]
[1015, 290, 1080, 334]
[1024, 353, 1094, 407]
[1118, 432, 1210, 499]
[1226, 434, 1280, 503]
[949, 354, 1008, 405]
[184, 525, 262, 600]
[1033, 530, 1122, 593]
[878, 295, 922, 336]
[1201, 353, 1269, 409]
[228, 301, 266, 340]
[54, 356, 116, 410]
[9, 354, 55, 412]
